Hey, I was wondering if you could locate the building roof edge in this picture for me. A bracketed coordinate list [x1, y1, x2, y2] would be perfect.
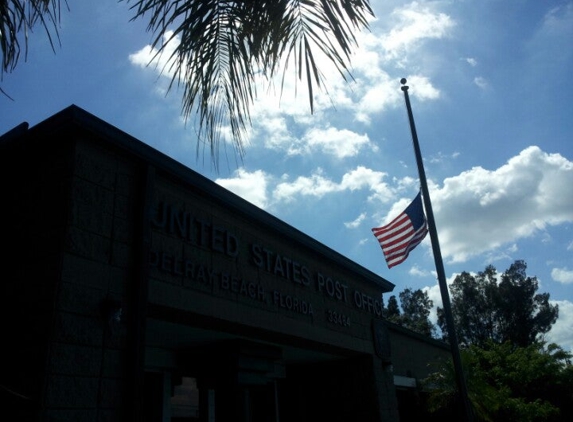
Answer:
[19, 104, 396, 292]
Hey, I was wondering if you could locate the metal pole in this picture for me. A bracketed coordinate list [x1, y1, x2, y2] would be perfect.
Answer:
[400, 78, 474, 421]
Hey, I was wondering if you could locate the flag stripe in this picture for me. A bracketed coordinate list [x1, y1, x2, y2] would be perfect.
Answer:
[384, 225, 427, 258]
[371, 192, 428, 268]
[378, 226, 415, 250]
[381, 224, 427, 260]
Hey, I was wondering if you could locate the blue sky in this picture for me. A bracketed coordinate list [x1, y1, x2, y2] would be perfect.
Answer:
[2, 0, 572, 351]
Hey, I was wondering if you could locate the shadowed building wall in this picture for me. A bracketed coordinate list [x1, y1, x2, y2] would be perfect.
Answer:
[0, 106, 449, 422]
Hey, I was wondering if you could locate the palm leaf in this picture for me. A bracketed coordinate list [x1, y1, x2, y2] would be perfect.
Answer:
[126, 0, 373, 167]
[1, 1, 374, 165]
[0, 0, 64, 74]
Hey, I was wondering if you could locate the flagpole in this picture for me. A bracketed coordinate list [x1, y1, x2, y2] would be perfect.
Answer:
[400, 78, 474, 422]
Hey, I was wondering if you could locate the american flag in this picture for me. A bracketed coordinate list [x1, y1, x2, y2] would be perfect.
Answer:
[372, 192, 428, 268]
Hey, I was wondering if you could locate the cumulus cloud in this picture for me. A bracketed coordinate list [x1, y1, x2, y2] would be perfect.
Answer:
[428, 151, 461, 164]
[215, 169, 269, 209]
[404, 75, 441, 100]
[551, 268, 573, 284]
[216, 165, 399, 209]
[473, 76, 488, 89]
[524, 3, 573, 73]
[128, 3, 447, 154]
[273, 170, 338, 203]
[306, 128, 376, 158]
[409, 265, 434, 277]
[431, 146, 573, 262]
[465, 57, 478, 66]
[344, 213, 367, 229]
[272, 166, 394, 204]
[342, 167, 394, 202]
[423, 272, 459, 325]
[129, 31, 180, 80]
[274, 127, 377, 158]
[541, 3, 573, 37]
[380, 4, 455, 61]
[546, 300, 573, 351]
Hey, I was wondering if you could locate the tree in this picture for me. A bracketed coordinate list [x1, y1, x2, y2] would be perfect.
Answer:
[438, 265, 499, 347]
[385, 295, 401, 319]
[424, 342, 573, 422]
[384, 288, 435, 337]
[424, 347, 501, 422]
[495, 260, 559, 347]
[399, 287, 435, 337]
[1, 0, 374, 164]
[437, 260, 558, 347]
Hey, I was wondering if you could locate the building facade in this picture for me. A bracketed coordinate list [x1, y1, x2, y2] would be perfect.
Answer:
[0, 106, 450, 421]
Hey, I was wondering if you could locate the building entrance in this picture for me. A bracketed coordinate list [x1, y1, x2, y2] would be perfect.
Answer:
[144, 339, 284, 422]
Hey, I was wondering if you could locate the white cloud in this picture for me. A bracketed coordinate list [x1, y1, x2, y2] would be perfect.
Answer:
[403, 75, 440, 100]
[127, 2, 448, 159]
[424, 272, 459, 325]
[432, 146, 573, 262]
[375, 196, 412, 226]
[551, 268, 573, 284]
[345, 213, 367, 229]
[129, 31, 180, 80]
[380, 4, 455, 61]
[409, 265, 433, 277]
[290, 127, 377, 158]
[524, 3, 573, 73]
[354, 76, 403, 123]
[541, 3, 573, 36]
[129, 45, 155, 68]
[546, 300, 573, 352]
[215, 165, 400, 209]
[272, 169, 339, 203]
[465, 57, 478, 67]
[429, 151, 461, 164]
[473, 76, 488, 89]
[272, 166, 394, 204]
[255, 115, 296, 151]
[215, 169, 269, 209]
[341, 167, 394, 202]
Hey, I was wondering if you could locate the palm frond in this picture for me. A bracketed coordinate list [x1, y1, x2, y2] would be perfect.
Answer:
[0, 0, 64, 75]
[126, 0, 373, 167]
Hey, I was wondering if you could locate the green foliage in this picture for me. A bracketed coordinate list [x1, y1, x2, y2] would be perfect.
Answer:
[385, 288, 436, 337]
[496, 261, 558, 347]
[438, 260, 558, 347]
[424, 342, 573, 421]
[386, 295, 400, 318]
[424, 347, 501, 422]
[429, 260, 568, 420]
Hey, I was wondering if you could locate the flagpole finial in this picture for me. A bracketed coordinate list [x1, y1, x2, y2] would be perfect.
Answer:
[400, 78, 409, 92]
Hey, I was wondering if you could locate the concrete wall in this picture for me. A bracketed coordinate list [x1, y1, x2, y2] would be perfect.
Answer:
[387, 322, 451, 383]
[42, 136, 140, 421]
[148, 171, 391, 356]
[1, 129, 73, 420]
[1, 106, 447, 422]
